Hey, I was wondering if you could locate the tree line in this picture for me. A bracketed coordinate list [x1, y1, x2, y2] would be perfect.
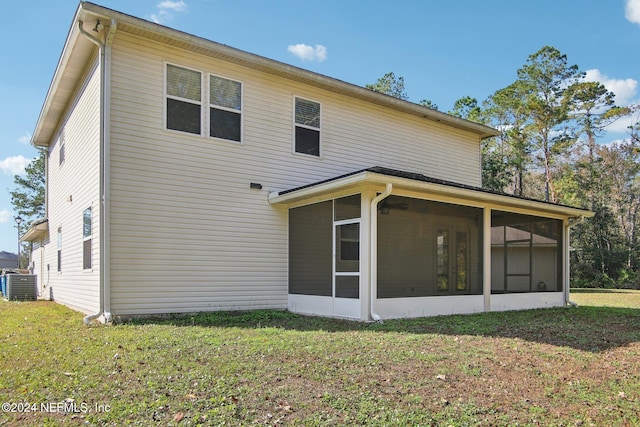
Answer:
[367, 46, 640, 288]
[12, 46, 640, 288]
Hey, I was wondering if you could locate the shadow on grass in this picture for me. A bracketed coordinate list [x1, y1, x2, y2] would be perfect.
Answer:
[127, 305, 640, 353]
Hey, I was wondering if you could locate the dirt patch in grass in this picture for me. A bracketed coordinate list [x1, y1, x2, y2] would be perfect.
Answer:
[0, 293, 638, 426]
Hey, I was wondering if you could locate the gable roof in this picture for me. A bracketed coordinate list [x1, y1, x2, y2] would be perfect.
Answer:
[31, 1, 500, 147]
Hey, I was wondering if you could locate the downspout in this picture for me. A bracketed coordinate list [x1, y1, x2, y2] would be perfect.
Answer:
[35, 146, 49, 297]
[79, 18, 117, 324]
[369, 183, 393, 322]
[565, 216, 586, 308]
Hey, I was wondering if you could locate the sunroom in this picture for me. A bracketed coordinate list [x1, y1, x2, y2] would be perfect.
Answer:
[269, 167, 593, 321]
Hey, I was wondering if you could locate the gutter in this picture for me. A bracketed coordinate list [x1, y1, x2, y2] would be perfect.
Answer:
[565, 216, 586, 308]
[369, 183, 393, 322]
[78, 18, 117, 325]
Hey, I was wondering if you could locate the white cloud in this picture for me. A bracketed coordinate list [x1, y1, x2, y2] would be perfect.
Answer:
[605, 113, 637, 133]
[150, 0, 187, 24]
[0, 155, 31, 175]
[625, 0, 640, 25]
[584, 69, 638, 106]
[18, 132, 31, 145]
[287, 44, 327, 62]
[158, 0, 187, 11]
[0, 210, 11, 224]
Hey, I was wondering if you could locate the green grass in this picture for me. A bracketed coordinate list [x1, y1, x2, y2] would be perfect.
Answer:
[570, 287, 640, 309]
[0, 290, 639, 426]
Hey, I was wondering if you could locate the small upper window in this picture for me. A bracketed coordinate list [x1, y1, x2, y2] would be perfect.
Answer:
[294, 97, 321, 156]
[59, 141, 65, 166]
[83, 208, 92, 270]
[209, 75, 242, 142]
[57, 228, 62, 272]
[166, 64, 202, 135]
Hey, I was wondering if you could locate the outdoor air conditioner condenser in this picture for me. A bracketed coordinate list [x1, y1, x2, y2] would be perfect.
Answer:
[6, 274, 37, 301]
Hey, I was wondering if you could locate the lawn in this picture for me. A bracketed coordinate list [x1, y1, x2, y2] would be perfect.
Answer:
[0, 290, 638, 426]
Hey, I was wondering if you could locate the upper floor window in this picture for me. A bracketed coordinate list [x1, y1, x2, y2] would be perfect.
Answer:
[209, 75, 242, 142]
[59, 140, 66, 166]
[166, 64, 202, 135]
[57, 228, 62, 272]
[165, 64, 243, 143]
[294, 97, 321, 156]
[83, 208, 92, 270]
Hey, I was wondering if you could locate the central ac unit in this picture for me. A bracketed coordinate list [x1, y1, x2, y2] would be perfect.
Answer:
[6, 274, 37, 301]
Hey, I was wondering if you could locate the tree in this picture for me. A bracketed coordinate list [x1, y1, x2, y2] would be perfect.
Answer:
[449, 96, 483, 123]
[365, 72, 409, 100]
[483, 81, 532, 195]
[10, 151, 45, 268]
[419, 99, 439, 111]
[564, 81, 628, 208]
[516, 46, 582, 203]
[10, 151, 45, 230]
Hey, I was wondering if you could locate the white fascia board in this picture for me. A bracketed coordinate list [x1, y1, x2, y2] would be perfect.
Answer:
[269, 171, 593, 219]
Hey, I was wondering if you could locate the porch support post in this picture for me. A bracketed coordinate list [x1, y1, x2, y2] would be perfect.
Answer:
[360, 190, 373, 321]
[483, 207, 492, 312]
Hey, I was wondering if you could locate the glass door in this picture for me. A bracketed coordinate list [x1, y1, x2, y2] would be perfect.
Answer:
[435, 227, 469, 294]
[334, 221, 360, 298]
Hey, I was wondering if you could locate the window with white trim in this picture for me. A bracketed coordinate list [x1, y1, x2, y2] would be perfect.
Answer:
[57, 228, 62, 272]
[59, 141, 65, 166]
[209, 74, 242, 142]
[166, 64, 202, 135]
[294, 97, 321, 156]
[165, 64, 244, 143]
[83, 208, 92, 270]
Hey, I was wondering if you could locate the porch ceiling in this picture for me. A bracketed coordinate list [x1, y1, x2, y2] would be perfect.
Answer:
[20, 218, 49, 243]
[268, 166, 594, 219]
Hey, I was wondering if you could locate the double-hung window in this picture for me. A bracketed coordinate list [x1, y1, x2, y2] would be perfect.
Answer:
[165, 64, 243, 142]
[209, 75, 242, 142]
[166, 64, 202, 135]
[294, 97, 321, 156]
[57, 228, 62, 272]
[83, 208, 92, 270]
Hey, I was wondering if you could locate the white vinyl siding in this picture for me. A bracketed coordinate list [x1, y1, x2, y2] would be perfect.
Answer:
[106, 32, 482, 316]
[42, 58, 102, 314]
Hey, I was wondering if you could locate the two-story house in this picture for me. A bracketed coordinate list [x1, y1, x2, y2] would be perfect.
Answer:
[22, 2, 592, 323]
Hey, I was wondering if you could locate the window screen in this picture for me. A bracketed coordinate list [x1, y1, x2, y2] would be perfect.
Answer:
[289, 201, 333, 296]
[491, 212, 562, 293]
[377, 196, 483, 298]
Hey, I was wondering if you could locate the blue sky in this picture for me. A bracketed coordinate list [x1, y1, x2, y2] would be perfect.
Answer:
[0, 0, 639, 254]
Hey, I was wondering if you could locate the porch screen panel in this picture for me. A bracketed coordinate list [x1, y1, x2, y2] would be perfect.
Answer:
[491, 212, 562, 293]
[289, 201, 332, 296]
[377, 196, 482, 298]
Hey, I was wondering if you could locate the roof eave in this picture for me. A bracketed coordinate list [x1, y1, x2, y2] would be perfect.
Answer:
[269, 171, 593, 219]
[31, 4, 87, 148]
[37, 2, 498, 142]
[20, 218, 49, 243]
